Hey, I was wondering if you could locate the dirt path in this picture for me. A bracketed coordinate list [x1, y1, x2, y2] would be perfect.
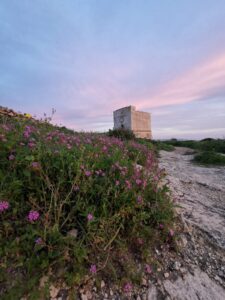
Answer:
[159, 147, 225, 250]
[147, 147, 225, 300]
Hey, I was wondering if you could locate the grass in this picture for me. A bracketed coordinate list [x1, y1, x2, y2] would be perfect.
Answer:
[192, 151, 225, 166]
[161, 138, 225, 154]
[0, 114, 175, 298]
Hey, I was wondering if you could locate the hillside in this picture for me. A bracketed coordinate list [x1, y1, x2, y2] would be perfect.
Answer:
[0, 108, 176, 299]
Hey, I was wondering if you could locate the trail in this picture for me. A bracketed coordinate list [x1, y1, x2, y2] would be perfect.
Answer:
[146, 147, 225, 300]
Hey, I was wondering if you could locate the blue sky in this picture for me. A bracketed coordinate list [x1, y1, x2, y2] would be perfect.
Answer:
[0, 0, 225, 139]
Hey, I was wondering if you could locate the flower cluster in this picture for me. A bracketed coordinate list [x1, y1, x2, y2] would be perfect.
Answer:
[27, 210, 40, 222]
[0, 200, 9, 212]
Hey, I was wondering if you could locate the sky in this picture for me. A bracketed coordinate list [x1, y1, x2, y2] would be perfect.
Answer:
[0, 0, 225, 139]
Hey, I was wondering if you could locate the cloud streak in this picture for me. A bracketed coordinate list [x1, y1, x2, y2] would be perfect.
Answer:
[139, 52, 225, 110]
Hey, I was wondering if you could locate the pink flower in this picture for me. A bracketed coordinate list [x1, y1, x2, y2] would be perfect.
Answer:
[169, 229, 174, 237]
[89, 264, 97, 274]
[137, 195, 142, 204]
[125, 180, 132, 189]
[87, 213, 93, 221]
[123, 282, 132, 293]
[145, 264, 152, 274]
[28, 210, 40, 222]
[8, 154, 15, 161]
[31, 162, 40, 170]
[85, 170, 92, 177]
[35, 237, 43, 245]
[115, 180, 120, 186]
[159, 224, 164, 229]
[135, 179, 142, 185]
[0, 200, 9, 212]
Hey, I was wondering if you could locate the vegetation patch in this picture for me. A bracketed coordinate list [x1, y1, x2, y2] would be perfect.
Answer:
[161, 138, 225, 154]
[108, 128, 136, 140]
[0, 114, 175, 298]
[192, 151, 225, 166]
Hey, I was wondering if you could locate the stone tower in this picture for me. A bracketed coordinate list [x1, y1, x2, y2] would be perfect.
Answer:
[113, 106, 152, 139]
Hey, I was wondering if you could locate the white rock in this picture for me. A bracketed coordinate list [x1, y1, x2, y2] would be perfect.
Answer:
[67, 228, 78, 238]
[164, 272, 170, 278]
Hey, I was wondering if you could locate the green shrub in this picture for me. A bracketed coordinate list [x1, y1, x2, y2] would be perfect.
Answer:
[0, 115, 175, 297]
[162, 138, 225, 154]
[193, 151, 225, 166]
[108, 128, 135, 140]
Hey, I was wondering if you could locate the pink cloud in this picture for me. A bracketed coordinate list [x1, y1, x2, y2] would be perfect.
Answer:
[138, 51, 225, 110]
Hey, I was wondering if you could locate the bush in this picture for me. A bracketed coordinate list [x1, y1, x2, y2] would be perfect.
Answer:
[108, 128, 135, 140]
[0, 115, 175, 297]
[162, 138, 225, 154]
[193, 151, 225, 166]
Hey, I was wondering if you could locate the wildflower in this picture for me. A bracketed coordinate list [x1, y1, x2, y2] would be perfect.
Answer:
[73, 185, 79, 191]
[159, 224, 164, 229]
[89, 264, 97, 274]
[123, 282, 132, 293]
[28, 142, 36, 149]
[31, 162, 40, 170]
[137, 237, 144, 245]
[135, 179, 142, 185]
[115, 180, 120, 186]
[169, 229, 174, 237]
[145, 264, 152, 274]
[35, 237, 43, 245]
[0, 200, 9, 212]
[137, 195, 143, 204]
[87, 213, 93, 221]
[125, 180, 132, 189]
[85, 170, 92, 177]
[28, 210, 40, 222]
[8, 154, 15, 161]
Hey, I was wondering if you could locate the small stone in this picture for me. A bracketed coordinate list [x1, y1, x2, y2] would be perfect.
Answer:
[50, 285, 60, 298]
[81, 294, 88, 300]
[157, 268, 161, 272]
[173, 261, 181, 270]
[155, 249, 160, 255]
[104, 293, 108, 298]
[109, 289, 113, 296]
[136, 296, 141, 300]
[39, 275, 48, 288]
[164, 272, 170, 278]
[86, 291, 92, 299]
[67, 229, 78, 238]
[101, 280, 105, 289]
[141, 278, 148, 286]
[214, 275, 222, 283]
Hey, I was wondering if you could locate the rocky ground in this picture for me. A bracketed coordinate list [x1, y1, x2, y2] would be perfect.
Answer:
[150, 147, 225, 300]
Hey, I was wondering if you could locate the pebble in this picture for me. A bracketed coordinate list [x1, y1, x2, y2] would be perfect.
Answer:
[172, 261, 181, 270]
[157, 268, 162, 272]
[67, 228, 78, 238]
[101, 280, 105, 289]
[164, 272, 170, 278]
[141, 278, 147, 286]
